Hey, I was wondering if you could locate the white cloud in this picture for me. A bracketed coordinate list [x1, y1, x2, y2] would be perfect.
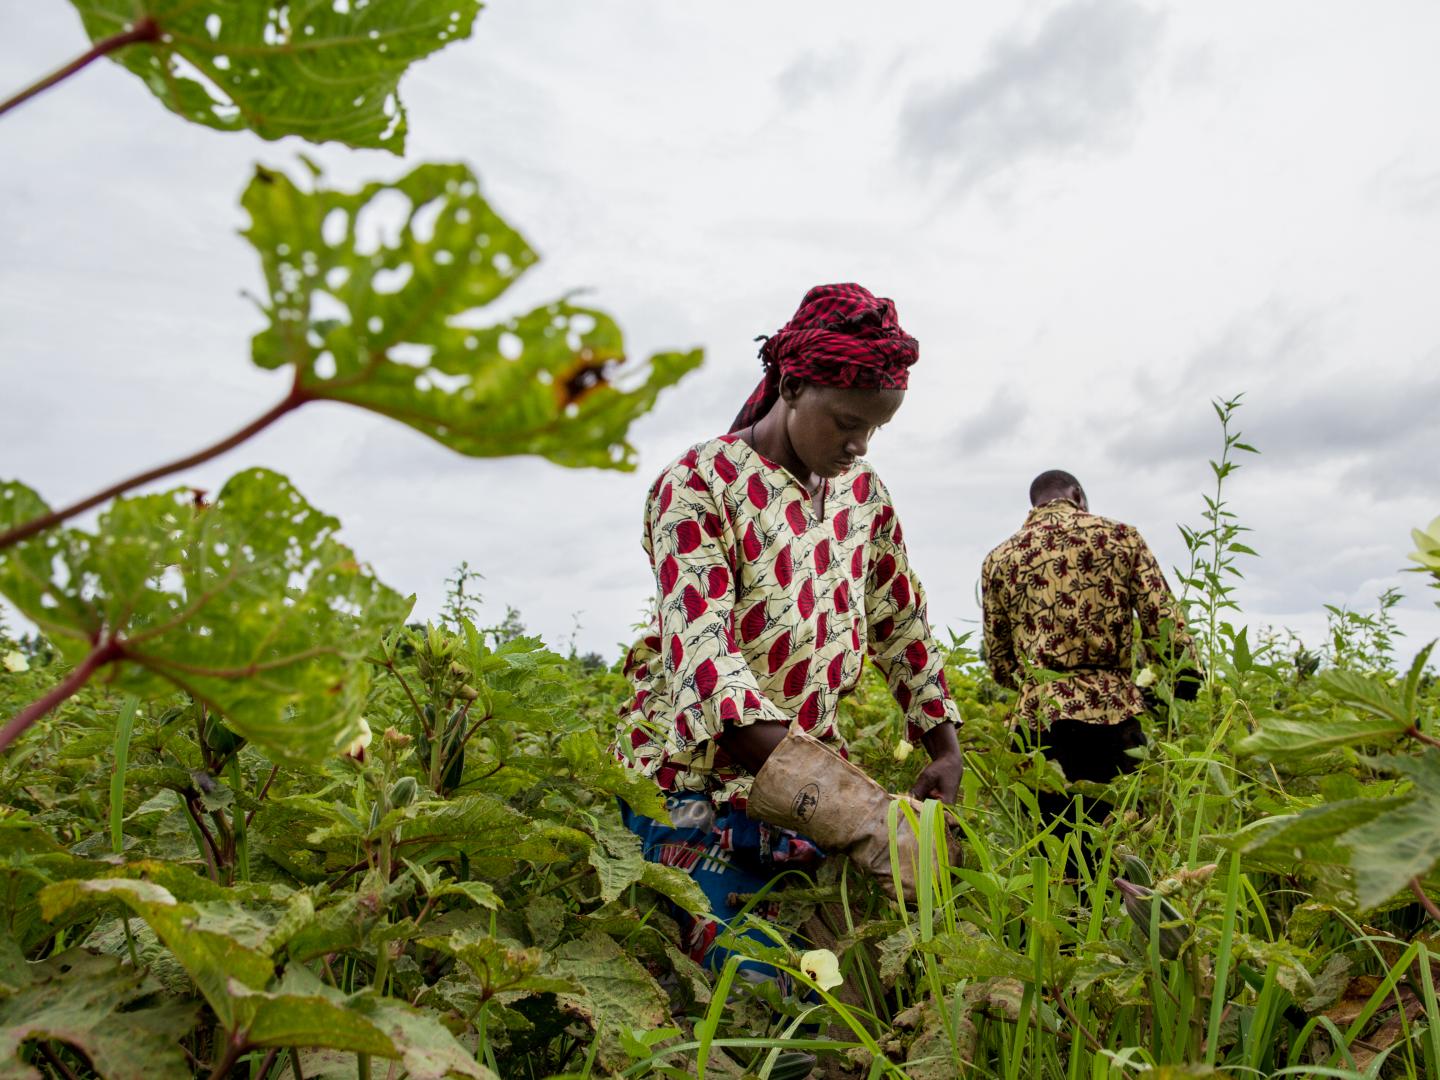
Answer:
[1, 0, 1437, 663]
[899, 0, 1165, 194]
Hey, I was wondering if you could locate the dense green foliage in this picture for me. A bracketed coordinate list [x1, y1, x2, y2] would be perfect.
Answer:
[4, 4, 1439, 1077]
[2, 539, 1438, 1078]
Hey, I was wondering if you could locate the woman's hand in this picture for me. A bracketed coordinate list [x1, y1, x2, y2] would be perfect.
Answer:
[912, 722, 964, 804]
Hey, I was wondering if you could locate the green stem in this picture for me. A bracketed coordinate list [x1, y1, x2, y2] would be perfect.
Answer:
[229, 757, 251, 882]
[121, 917, 141, 969]
[246, 765, 280, 828]
[182, 797, 221, 882]
[205, 1032, 248, 1080]
[381, 656, 429, 737]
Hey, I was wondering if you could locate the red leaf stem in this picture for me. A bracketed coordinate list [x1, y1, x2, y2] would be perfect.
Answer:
[0, 16, 161, 120]
[0, 638, 124, 753]
[0, 389, 307, 551]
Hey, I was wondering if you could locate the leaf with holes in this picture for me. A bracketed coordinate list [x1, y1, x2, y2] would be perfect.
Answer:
[228, 966, 494, 1077]
[40, 878, 276, 1032]
[243, 161, 701, 470]
[583, 815, 645, 903]
[1341, 749, 1440, 909]
[64, 1, 481, 151]
[417, 929, 576, 999]
[0, 949, 196, 1079]
[0, 469, 411, 764]
[547, 933, 670, 1072]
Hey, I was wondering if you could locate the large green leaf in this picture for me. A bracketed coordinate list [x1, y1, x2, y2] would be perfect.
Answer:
[1235, 707, 1410, 759]
[585, 817, 645, 904]
[1224, 796, 1407, 866]
[229, 968, 493, 1078]
[0, 469, 411, 763]
[394, 793, 559, 871]
[417, 929, 575, 998]
[0, 814, 106, 950]
[1316, 671, 1411, 727]
[64, 1, 481, 151]
[242, 161, 702, 470]
[639, 862, 711, 917]
[40, 878, 276, 1030]
[0, 950, 195, 1080]
[546, 933, 670, 1072]
[578, 814, 709, 914]
[1341, 750, 1440, 909]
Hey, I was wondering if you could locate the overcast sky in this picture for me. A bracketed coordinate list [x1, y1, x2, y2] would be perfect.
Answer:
[2, 0, 1437, 664]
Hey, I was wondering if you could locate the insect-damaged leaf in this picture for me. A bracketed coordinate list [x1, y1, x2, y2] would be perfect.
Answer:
[63, 1, 481, 151]
[0, 949, 196, 1080]
[584, 816, 645, 904]
[1341, 749, 1440, 909]
[242, 161, 702, 470]
[417, 929, 575, 998]
[1235, 707, 1411, 759]
[228, 967, 494, 1078]
[0, 470, 411, 765]
[547, 933, 670, 1072]
[40, 878, 275, 1032]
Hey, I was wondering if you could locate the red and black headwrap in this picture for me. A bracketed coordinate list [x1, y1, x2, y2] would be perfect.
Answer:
[729, 282, 919, 433]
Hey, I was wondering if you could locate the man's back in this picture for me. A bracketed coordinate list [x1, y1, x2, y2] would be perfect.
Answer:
[982, 498, 1193, 728]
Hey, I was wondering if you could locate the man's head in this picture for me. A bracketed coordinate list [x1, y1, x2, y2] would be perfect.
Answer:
[1029, 469, 1088, 511]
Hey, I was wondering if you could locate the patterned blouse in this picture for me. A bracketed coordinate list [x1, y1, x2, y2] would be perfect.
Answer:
[615, 435, 958, 808]
[981, 499, 1197, 728]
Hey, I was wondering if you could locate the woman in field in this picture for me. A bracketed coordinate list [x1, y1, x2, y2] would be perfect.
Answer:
[615, 283, 963, 972]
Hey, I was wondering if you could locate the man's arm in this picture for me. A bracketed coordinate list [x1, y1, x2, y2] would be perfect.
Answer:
[1131, 535, 1204, 700]
[981, 553, 1020, 690]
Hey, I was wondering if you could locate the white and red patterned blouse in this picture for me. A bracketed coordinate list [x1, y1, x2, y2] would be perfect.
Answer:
[614, 435, 959, 808]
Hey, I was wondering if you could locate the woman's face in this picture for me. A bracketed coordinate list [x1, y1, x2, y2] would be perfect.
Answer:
[781, 380, 905, 479]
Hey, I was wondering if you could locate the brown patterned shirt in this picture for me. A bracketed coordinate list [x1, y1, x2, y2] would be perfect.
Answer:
[614, 435, 958, 807]
[981, 499, 1197, 728]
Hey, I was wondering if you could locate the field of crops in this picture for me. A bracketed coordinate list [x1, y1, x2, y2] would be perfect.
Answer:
[5, 4, 1440, 1079]
[3, 492, 1440, 1080]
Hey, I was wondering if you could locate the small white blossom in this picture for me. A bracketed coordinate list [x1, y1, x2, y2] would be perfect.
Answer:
[799, 949, 843, 991]
[2, 650, 28, 673]
[893, 739, 913, 762]
[1135, 666, 1157, 688]
[342, 716, 373, 761]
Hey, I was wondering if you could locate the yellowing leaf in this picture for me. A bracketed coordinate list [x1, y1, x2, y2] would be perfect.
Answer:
[242, 162, 701, 471]
[0, 470, 411, 764]
[0, 950, 196, 1079]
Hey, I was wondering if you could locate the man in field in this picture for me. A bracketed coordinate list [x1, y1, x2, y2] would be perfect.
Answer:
[981, 469, 1202, 848]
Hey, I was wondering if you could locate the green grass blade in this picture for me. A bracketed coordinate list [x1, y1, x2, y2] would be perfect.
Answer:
[1205, 852, 1243, 1065]
[109, 695, 139, 855]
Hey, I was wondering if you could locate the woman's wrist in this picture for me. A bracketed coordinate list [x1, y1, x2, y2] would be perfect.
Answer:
[919, 719, 961, 761]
